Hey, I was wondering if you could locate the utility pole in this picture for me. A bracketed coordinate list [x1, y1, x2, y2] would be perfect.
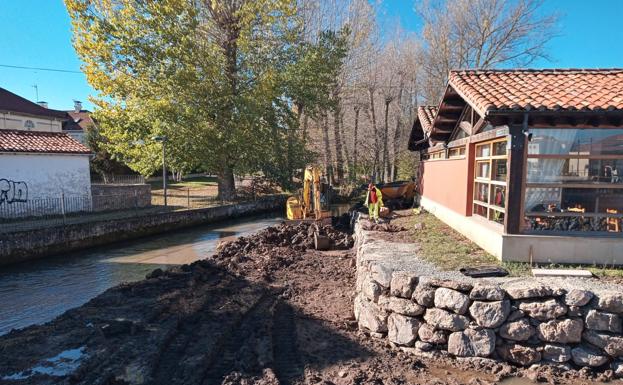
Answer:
[152, 136, 168, 207]
[32, 84, 38, 101]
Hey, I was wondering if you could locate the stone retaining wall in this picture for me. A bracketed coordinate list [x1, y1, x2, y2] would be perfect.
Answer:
[0, 195, 285, 266]
[353, 216, 623, 374]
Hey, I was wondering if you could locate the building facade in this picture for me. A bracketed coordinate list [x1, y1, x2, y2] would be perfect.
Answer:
[409, 69, 623, 265]
[0, 87, 92, 216]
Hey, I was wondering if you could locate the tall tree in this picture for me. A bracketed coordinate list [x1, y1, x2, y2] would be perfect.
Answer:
[66, 0, 314, 200]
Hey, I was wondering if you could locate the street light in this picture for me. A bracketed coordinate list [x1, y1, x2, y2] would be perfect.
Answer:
[152, 135, 168, 207]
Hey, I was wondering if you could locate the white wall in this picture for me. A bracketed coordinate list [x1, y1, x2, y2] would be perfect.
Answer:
[0, 112, 62, 132]
[0, 153, 91, 215]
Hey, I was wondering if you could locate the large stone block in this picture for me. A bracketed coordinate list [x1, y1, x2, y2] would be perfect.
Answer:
[571, 345, 609, 367]
[368, 262, 393, 288]
[378, 295, 425, 316]
[387, 313, 421, 346]
[543, 344, 572, 363]
[357, 297, 388, 333]
[519, 298, 567, 321]
[424, 308, 470, 332]
[536, 318, 583, 343]
[361, 277, 382, 303]
[504, 283, 554, 300]
[426, 278, 473, 292]
[418, 323, 447, 344]
[585, 309, 622, 333]
[499, 318, 535, 341]
[613, 361, 623, 378]
[497, 343, 542, 366]
[597, 291, 623, 314]
[583, 329, 623, 358]
[469, 300, 510, 328]
[412, 284, 435, 307]
[434, 287, 471, 315]
[390, 271, 418, 298]
[564, 289, 594, 307]
[470, 283, 505, 301]
[448, 329, 496, 358]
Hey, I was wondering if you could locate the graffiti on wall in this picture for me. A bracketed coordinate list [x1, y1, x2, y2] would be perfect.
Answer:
[0, 179, 28, 204]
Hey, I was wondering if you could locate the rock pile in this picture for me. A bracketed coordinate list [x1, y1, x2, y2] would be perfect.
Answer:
[354, 219, 623, 375]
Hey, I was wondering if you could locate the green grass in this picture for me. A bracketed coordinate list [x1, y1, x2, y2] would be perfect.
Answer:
[149, 176, 218, 190]
[409, 211, 623, 278]
[410, 211, 503, 272]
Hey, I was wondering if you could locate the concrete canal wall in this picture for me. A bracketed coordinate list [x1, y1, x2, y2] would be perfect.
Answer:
[353, 214, 623, 372]
[0, 195, 286, 266]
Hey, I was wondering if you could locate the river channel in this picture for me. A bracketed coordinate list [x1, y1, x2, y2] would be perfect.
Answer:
[0, 212, 286, 335]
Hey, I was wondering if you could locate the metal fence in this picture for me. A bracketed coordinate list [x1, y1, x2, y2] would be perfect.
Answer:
[0, 191, 278, 234]
[91, 175, 146, 185]
[0, 193, 151, 233]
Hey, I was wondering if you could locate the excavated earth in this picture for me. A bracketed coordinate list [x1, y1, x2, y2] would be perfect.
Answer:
[0, 220, 614, 385]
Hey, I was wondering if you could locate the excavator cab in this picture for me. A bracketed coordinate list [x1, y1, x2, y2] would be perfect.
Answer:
[286, 166, 332, 222]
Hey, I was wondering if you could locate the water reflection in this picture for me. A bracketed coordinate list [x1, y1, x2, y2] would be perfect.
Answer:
[0, 213, 282, 335]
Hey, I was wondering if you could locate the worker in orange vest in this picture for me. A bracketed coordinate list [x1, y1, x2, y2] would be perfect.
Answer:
[364, 183, 384, 222]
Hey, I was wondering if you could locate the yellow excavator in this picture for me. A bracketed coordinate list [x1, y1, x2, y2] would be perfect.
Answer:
[286, 166, 332, 221]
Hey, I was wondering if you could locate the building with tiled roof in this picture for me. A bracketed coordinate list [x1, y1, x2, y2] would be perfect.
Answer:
[0, 87, 92, 213]
[409, 68, 623, 265]
[408, 106, 438, 151]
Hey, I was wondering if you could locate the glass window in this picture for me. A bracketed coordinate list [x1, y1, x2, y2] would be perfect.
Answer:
[476, 144, 490, 158]
[525, 187, 623, 214]
[490, 185, 506, 208]
[492, 159, 507, 181]
[474, 204, 487, 217]
[449, 146, 466, 158]
[476, 161, 490, 179]
[524, 128, 623, 233]
[474, 182, 489, 203]
[472, 139, 508, 224]
[489, 209, 505, 224]
[527, 158, 622, 185]
[528, 129, 623, 156]
[493, 141, 507, 156]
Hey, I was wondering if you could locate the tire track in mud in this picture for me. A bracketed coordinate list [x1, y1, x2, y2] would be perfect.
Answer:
[272, 300, 303, 385]
[149, 280, 269, 385]
[201, 295, 277, 385]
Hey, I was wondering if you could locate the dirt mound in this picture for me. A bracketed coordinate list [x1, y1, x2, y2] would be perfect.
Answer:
[209, 222, 354, 280]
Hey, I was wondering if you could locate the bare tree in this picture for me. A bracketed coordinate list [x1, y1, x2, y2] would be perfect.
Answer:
[418, 0, 558, 102]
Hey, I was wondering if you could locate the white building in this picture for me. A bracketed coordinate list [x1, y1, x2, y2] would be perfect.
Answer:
[0, 87, 92, 216]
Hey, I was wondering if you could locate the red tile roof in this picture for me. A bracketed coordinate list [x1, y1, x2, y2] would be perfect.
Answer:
[417, 105, 438, 133]
[0, 129, 91, 154]
[448, 69, 623, 114]
[0, 87, 68, 119]
[65, 110, 96, 131]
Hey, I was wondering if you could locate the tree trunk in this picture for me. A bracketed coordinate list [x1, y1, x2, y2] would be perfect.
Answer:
[333, 102, 345, 184]
[339, 111, 351, 181]
[353, 105, 360, 182]
[368, 88, 380, 182]
[383, 98, 391, 183]
[217, 159, 236, 201]
[392, 80, 404, 180]
[321, 112, 334, 183]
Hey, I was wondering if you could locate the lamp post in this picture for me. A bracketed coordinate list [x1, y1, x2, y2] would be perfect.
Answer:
[152, 135, 168, 207]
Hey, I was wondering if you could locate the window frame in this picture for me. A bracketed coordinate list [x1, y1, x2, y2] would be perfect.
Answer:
[523, 127, 623, 234]
[472, 138, 508, 225]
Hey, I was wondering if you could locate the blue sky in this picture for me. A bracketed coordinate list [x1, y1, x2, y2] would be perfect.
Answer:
[0, 0, 621, 112]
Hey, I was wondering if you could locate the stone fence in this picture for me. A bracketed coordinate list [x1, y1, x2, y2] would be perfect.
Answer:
[353, 215, 623, 375]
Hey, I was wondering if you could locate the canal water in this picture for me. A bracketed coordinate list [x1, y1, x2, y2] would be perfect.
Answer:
[0, 212, 285, 335]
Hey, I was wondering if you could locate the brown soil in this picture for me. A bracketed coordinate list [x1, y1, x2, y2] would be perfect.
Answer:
[0, 220, 612, 385]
